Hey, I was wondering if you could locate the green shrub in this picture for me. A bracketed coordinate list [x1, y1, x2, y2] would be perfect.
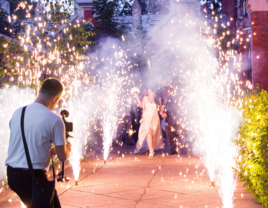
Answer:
[235, 89, 268, 207]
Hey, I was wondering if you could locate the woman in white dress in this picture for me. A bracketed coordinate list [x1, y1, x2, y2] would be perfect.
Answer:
[134, 89, 164, 157]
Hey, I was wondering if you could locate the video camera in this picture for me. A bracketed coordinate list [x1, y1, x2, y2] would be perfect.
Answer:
[57, 109, 73, 182]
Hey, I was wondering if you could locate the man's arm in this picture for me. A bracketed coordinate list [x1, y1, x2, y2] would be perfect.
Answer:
[55, 142, 72, 162]
[52, 117, 72, 162]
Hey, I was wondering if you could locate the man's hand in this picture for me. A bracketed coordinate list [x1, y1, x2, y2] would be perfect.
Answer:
[55, 141, 72, 162]
[66, 141, 72, 152]
[162, 113, 167, 118]
[50, 147, 57, 156]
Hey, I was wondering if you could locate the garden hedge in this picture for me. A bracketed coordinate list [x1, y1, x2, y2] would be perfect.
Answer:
[235, 89, 268, 207]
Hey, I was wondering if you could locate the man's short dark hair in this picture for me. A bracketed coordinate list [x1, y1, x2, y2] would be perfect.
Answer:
[39, 78, 63, 97]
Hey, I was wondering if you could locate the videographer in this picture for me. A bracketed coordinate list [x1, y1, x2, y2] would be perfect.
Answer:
[5, 78, 72, 208]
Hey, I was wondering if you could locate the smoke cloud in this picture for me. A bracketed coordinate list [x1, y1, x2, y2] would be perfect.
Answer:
[141, 7, 242, 208]
[0, 87, 35, 182]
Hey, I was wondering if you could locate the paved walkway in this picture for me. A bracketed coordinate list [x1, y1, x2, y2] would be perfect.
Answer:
[0, 141, 264, 208]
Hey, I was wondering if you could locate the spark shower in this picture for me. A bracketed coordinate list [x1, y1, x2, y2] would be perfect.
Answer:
[0, 4, 245, 208]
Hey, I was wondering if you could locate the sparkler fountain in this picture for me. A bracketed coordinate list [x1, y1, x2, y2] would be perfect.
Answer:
[149, 13, 243, 207]
[0, 0, 95, 202]
[181, 41, 242, 208]
[68, 86, 94, 185]
[96, 44, 129, 164]
[0, 1, 248, 207]
[102, 74, 122, 164]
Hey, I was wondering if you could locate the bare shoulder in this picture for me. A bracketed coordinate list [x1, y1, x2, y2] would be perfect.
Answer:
[142, 96, 149, 104]
[143, 96, 148, 101]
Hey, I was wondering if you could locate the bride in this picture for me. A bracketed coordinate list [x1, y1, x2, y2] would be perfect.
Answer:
[134, 89, 164, 157]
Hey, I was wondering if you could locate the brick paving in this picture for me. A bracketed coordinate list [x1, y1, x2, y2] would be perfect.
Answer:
[0, 141, 264, 208]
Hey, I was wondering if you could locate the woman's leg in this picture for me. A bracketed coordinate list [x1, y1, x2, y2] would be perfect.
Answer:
[152, 134, 156, 153]
[150, 116, 160, 154]
[146, 128, 153, 154]
[165, 126, 169, 143]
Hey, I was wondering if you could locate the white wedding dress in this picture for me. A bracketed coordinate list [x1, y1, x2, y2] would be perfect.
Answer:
[134, 96, 164, 153]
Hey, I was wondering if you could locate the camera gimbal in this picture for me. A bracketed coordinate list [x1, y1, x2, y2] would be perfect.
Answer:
[57, 110, 73, 182]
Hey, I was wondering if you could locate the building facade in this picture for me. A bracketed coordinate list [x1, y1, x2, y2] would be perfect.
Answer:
[76, 0, 94, 22]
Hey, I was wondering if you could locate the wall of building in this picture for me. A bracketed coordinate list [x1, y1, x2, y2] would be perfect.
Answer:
[247, 0, 268, 11]
[251, 11, 268, 90]
[76, 0, 94, 23]
[244, 0, 268, 90]
[84, 10, 94, 22]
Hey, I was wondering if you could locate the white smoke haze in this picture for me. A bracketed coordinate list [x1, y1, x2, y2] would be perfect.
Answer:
[94, 38, 130, 161]
[67, 37, 134, 178]
[0, 39, 136, 186]
[0, 5, 243, 208]
[0, 87, 35, 182]
[102, 74, 123, 161]
[144, 9, 242, 208]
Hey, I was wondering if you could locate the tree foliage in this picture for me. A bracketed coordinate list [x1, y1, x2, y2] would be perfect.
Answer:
[200, 0, 222, 14]
[0, 36, 32, 87]
[235, 89, 268, 208]
[34, 0, 93, 69]
[0, 10, 15, 37]
[0, 0, 37, 38]
[91, 0, 126, 39]
[0, 0, 94, 88]
[137, 0, 148, 15]
[7, 0, 36, 19]
[119, 1, 132, 16]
